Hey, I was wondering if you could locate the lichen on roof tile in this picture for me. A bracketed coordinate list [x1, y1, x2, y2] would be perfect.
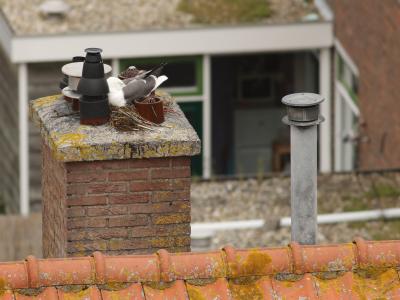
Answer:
[29, 94, 201, 162]
[1, 239, 400, 299]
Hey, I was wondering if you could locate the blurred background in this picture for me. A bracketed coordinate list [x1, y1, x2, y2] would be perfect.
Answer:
[0, 0, 399, 260]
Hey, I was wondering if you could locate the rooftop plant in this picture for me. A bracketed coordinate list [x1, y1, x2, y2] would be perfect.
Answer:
[178, 0, 271, 24]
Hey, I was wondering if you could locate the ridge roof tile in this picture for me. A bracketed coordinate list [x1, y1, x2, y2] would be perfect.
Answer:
[1, 238, 400, 299]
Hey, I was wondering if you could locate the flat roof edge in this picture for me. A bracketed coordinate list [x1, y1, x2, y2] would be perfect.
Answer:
[11, 22, 333, 63]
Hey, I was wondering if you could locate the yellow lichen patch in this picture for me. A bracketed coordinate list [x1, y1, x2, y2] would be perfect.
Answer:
[230, 250, 272, 277]
[32, 94, 60, 108]
[315, 276, 333, 296]
[100, 282, 131, 291]
[230, 276, 262, 285]
[0, 277, 6, 296]
[283, 281, 294, 288]
[315, 274, 349, 297]
[186, 285, 207, 300]
[54, 141, 128, 162]
[78, 143, 126, 161]
[139, 142, 195, 159]
[354, 266, 390, 279]
[353, 268, 400, 300]
[54, 133, 87, 148]
[162, 143, 192, 156]
[78, 145, 107, 161]
[63, 288, 91, 300]
[229, 279, 264, 300]
[54, 151, 67, 161]
[144, 281, 175, 290]
[187, 279, 232, 300]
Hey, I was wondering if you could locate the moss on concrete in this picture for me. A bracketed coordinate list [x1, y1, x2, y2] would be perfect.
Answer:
[29, 95, 201, 162]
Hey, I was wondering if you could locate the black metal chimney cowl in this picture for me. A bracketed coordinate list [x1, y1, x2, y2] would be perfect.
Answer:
[77, 48, 110, 126]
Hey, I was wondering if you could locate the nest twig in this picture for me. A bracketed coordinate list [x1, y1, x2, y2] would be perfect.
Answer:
[161, 97, 181, 116]
[110, 105, 161, 132]
[110, 95, 178, 132]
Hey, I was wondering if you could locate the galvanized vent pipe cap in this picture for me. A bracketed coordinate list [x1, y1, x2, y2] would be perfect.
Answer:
[282, 92, 325, 127]
[282, 92, 324, 107]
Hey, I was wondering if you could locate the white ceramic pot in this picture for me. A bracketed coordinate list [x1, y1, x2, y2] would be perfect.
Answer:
[62, 62, 112, 91]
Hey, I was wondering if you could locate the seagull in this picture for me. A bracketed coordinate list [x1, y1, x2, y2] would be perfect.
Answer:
[107, 76, 126, 92]
[108, 75, 168, 107]
[122, 62, 167, 84]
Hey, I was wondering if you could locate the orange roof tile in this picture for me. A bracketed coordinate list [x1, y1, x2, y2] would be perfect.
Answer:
[1, 238, 400, 299]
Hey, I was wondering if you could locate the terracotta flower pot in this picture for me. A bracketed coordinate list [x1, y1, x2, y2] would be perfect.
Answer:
[72, 98, 80, 112]
[134, 98, 165, 124]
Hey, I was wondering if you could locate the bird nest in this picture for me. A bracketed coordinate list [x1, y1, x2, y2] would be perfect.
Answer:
[110, 96, 177, 131]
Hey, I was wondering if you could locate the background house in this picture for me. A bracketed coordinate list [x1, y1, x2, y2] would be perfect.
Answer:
[328, 0, 400, 172]
[0, 0, 399, 264]
[0, 0, 334, 215]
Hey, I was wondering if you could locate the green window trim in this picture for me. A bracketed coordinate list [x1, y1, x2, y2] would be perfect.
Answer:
[119, 56, 203, 97]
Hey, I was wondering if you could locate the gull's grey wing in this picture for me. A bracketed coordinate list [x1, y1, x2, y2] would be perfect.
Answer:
[122, 77, 156, 103]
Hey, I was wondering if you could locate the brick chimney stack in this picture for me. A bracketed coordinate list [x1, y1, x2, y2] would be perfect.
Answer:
[30, 94, 200, 257]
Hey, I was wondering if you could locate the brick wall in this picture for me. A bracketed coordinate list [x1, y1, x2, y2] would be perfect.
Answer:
[42, 144, 192, 257]
[42, 143, 68, 257]
[331, 0, 400, 170]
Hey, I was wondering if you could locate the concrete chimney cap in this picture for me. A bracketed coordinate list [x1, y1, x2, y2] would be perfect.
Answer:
[282, 93, 324, 107]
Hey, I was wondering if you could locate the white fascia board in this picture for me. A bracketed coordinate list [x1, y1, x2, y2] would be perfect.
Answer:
[10, 22, 333, 63]
[0, 12, 14, 58]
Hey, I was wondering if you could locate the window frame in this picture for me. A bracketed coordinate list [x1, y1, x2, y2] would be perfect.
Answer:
[334, 40, 361, 172]
[119, 56, 203, 97]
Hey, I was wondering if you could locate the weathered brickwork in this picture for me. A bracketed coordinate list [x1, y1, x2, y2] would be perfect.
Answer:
[42, 143, 68, 258]
[42, 145, 192, 257]
[331, 0, 400, 170]
[32, 92, 199, 258]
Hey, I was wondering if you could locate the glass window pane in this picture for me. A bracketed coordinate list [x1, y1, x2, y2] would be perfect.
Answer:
[133, 61, 197, 88]
[241, 76, 272, 99]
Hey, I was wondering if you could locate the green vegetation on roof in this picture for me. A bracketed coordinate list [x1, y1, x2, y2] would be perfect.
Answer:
[365, 184, 400, 198]
[178, 0, 271, 24]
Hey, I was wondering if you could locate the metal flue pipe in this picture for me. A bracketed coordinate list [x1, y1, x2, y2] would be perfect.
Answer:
[282, 93, 325, 245]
